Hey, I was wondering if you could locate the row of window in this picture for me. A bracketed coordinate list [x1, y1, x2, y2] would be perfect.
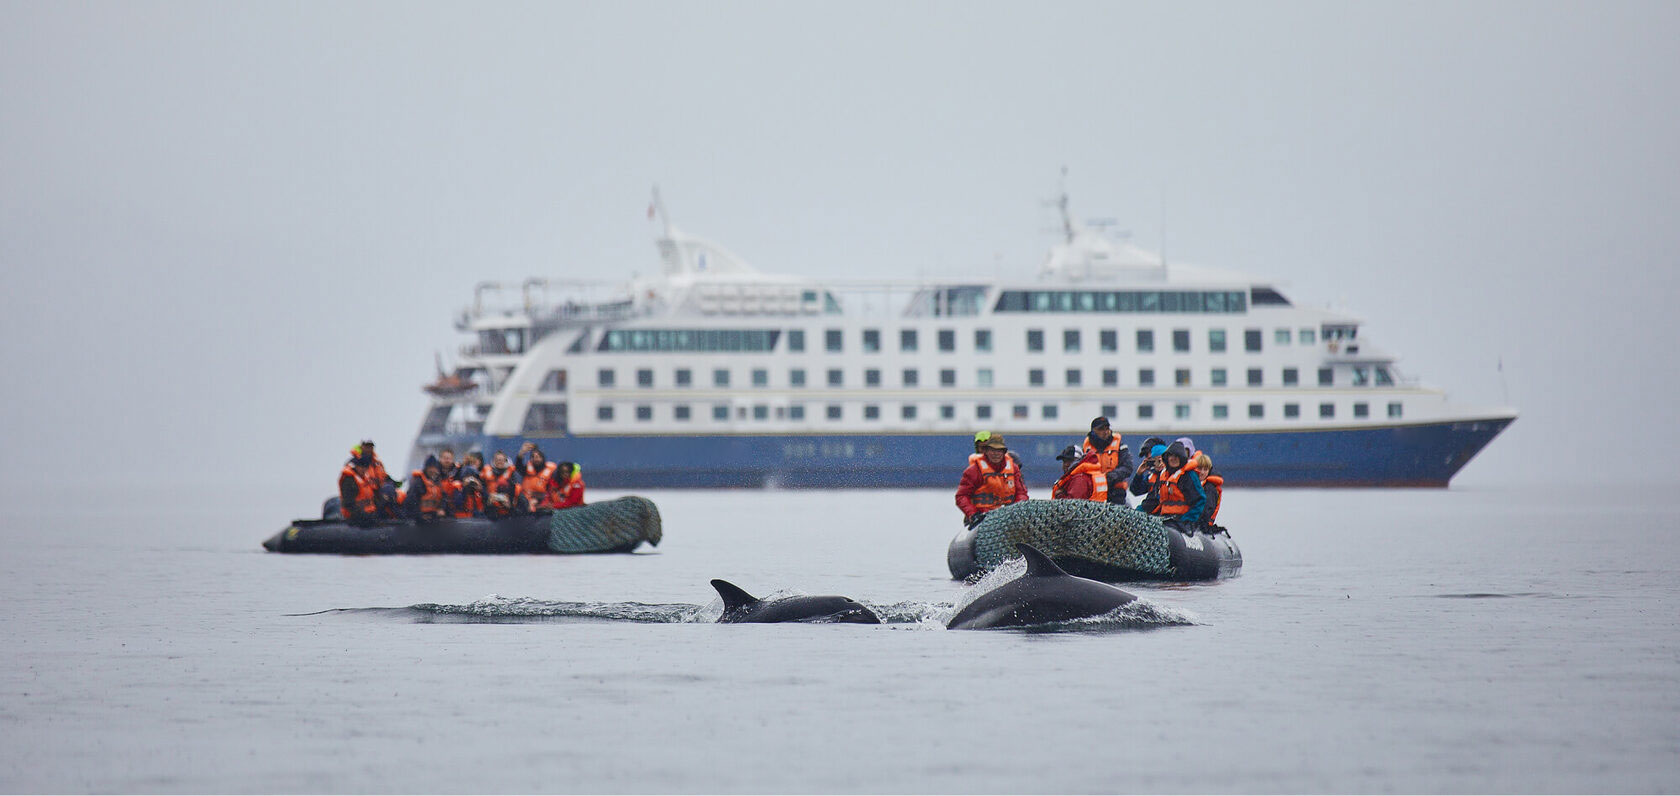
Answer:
[581, 364, 1396, 390]
[563, 400, 1403, 426]
[576, 325, 1349, 355]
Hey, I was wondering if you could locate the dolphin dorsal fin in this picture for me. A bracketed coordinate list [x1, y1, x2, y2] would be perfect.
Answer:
[1016, 543, 1069, 578]
[710, 579, 759, 612]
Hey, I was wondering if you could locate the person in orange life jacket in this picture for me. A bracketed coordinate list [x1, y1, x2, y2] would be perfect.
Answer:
[338, 441, 385, 524]
[450, 451, 486, 517]
[481, 451, 519, 518]
[956, 434, 1028, 528]
[1155, 441, 1208, 528]
[402, 455, 454, 521]
[551, 462, 585, 509]
[1082, 416, 1134, 507]
[514, 441, 560, 513]
[1193, 452, 1225, 530]
[1130, 438, 1168, 513]
[1051, 444, 1109, 501]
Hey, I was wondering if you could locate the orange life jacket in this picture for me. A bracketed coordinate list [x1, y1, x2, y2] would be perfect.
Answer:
[966, 453, 1021, 510]
[519, 460, 558, 505]
[340, 463, 378, 519]
[1203, 473, 1224, 523]
[553, 468, 585, 509]
[1082, 435, 1123, 473]
[408, 469, 453, 517]
[481, 465, 516, 517]
[1158, 461, 1202, 516]
[1052, 457, 1109, 502]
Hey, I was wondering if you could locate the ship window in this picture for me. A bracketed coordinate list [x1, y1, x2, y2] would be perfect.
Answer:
[637, 369, 653, 388]
[1283, 368, 1299, 386]
[1319, 367, 1333, 387]
[787, 329, 805, 352]
[824, 293, 842, 314]
[900, 329, 918, 352]
[752, 369, 768, 387]
[828, 369, 843, 387]
[540, 370, 568, 392]
[790, 404, 805, 421]
[753, 405, 769, 420]
[1063, 329, 1081, 353]
[902, 404, 917, 420]
[675, 368, 692, 387]
[1042, 404, 1058, 420]
[1245, 329, 1262, 352]
[864, 405, 880, 420]
[938, 329, 956, 352]
[713, 404, 729, 421]
[1174, 403, 1190, 420]
[1249, 403, 1264, 419]
[1354, 402, 1370, 418]
[1176, 368, 1191, 387]
[1136, 329, 1154, 353]
[975, 329, 993, 352]
[775, 407, 785, 420]
[1138, 404, 1154, 420]
[674, 405, 691, 421]
[1284, 403, 1300, 419]
[827, 404, 842, 420]
[1248, 368, 1263, 387]
[826, 329, 843, 352]
[1376, 367, 1396, 386]
[1251, 286, 1292, 306]
[903, 369, 919, 387]
[790, 368, 806, 388]
[737, 407, 747, 419]
[1139, 368, 1155, 387]
[597, 405, 614, 421]
[940, 369, 956, 387]
[1320, 402, 1335, 419]
[598, 329, 780, 352]
[941, 404, 955, 420]
[1352, 367, 1370, 387]
[598, 368, 615, 388]
[1213, 404, 1229, 420]
[421, 405, 451, 434]
[1101, 403, 1117, 419]
[863, 329, 881, 353]
[992, 289, 1250, 313]
[1100, 329, 1118, 352]
[1275, 329, 1291, 345]
[1212, 368, 1228, 387]
[977, 368, 994, 388]
[636, 405, 653, 421]
[1173, 329, 1190, 353]
[1103, 369, 1118, 387]
[714, 369, 730, 388]
[1388, 402, 1402, 418]
[1299, 328, 1315, 345]
[1026, 329, 1045, 352]
[1209, 329, 1227, 353]
[1029, 369, 1045, 387]
[521, 403, 567, 433]
[565, 330, 590, 354]
[976, 404, 992, 420]
[866, 369, 882, 387]
[1013, 404, 1029, 420]
[1066, 368, 1082, 387]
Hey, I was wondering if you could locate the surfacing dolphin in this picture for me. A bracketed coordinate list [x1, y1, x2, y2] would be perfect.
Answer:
[946, 543, 1139, 630]
[710, 579, 882, 624]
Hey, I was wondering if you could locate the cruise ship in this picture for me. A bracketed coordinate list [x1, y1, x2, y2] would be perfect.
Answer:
[407, 191, 1516, 488]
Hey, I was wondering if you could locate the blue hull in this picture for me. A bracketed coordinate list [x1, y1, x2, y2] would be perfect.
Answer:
[416, 417, 1512, 489]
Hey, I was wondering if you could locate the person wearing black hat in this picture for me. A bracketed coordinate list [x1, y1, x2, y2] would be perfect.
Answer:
[1081, 416, 1134, 507]
[1051, 443, 1108, 501]
[1154, 441, 1207, 527]
[402, 455, 455, 521]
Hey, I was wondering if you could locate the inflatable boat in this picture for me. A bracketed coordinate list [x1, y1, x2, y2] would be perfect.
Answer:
[263, 496, 662, 555]
[947, 499, 1240, 582]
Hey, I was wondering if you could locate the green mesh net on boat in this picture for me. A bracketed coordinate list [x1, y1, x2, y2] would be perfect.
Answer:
[971, 499, 1173, 576]
[547, 496, 663, 553]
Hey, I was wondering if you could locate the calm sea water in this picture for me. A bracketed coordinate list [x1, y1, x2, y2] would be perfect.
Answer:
[1, 483, 1676, 793]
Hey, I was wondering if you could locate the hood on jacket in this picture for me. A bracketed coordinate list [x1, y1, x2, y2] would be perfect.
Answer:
[1162, 442, 1191, 467]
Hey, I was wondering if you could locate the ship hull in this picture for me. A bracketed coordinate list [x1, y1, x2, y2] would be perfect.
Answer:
[416, 416, 1512, 489]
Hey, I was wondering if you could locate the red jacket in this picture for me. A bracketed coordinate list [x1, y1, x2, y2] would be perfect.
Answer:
[955, 454, 1028, 517]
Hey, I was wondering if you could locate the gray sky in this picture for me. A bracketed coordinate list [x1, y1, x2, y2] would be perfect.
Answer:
[3, 0, 1677, 492]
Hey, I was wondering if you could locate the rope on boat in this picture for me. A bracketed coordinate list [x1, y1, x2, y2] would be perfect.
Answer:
[971, 499, 1173, 576]
[548, 496, 663, 553]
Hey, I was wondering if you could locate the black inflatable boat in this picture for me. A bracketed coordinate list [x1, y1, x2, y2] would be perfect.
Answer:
[947, 499, 1240, 582]
[263, 496, 662, 555]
